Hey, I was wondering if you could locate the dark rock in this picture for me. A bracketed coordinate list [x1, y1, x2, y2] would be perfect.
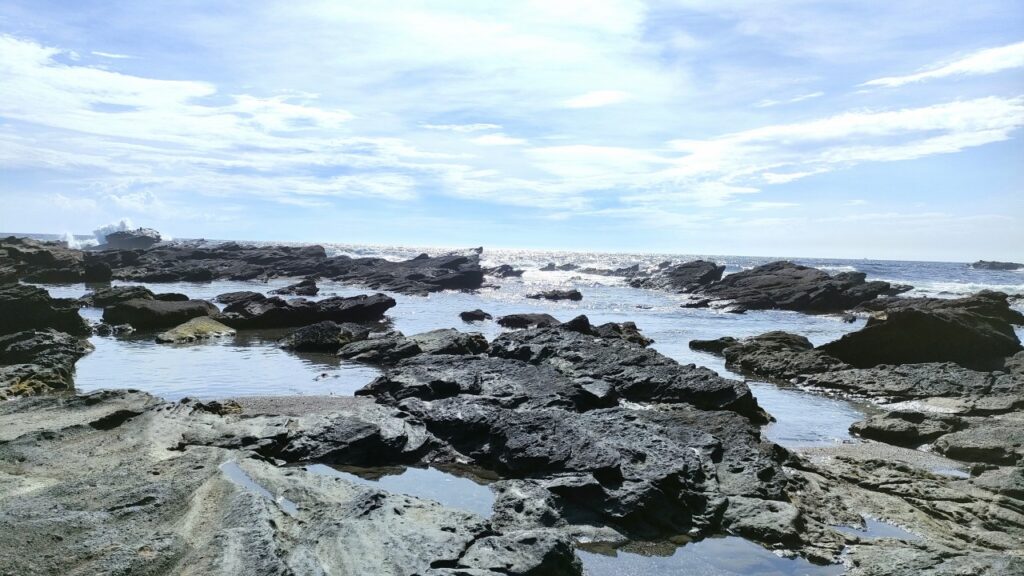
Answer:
[700, 261, 897, 312]
[690, 332, 848, 380]
[489, 327, 762, 418]
[798, 362, 998, 400]
[102, 298, 218, 330]
[0, 236, 87, 282]
[933, 417, 1024, 465]
[484, 264, 525, 278]
[971, 260, 1023, 271]
[526, 289, 583, 301]
[682, 298, 712, 309]
[82, 261, 113, 282]
[216, 293, 395, 329]
[460, 309, 493, 322]
[497, 313, 561, 329]
[78, 285, 157, 307]
[319, 250, 485, 295]
[279, 321, 371, 352]
[629, 260, 724, 292]
[189, 398, 244, 415]
[539, 263, 578, 272]
[93, 323, 134, 337]
[854, 290, 1024, 326]
[819, 306, 1021, 370]
[213, 290, 264, 305]
[91, 227, 162, 251]
[153, 292, 189, 302]
[849, 411, 962, 446]
[338, 330, 422, 364]
[689, 337, 739, 355]
[409, 328, 489, 355]
[0, 329, 93, 397]
[270, 278, 319, 296]
[578, 263, 641, 277]
[0, 283, 89, 336]
[557, 315, 653, 347]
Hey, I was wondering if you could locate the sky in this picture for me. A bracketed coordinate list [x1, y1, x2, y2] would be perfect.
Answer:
[1, 1, 1022, 261]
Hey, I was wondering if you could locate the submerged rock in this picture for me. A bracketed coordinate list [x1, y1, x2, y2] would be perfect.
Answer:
[526, 289, 583, 301]
[155, 317, 237, 344]
[102, 298, 218, 330]
[0, 283, 89, 336]
[279, 321, 372, 352]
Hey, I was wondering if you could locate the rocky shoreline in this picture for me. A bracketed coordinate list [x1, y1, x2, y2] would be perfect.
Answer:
[1, 237, 1022, 575]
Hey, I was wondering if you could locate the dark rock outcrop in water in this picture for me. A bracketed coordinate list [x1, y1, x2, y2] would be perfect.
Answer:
[80, 243, 485, 295]
[0, 329, 93, 397]
[970, 260, 1023, 271]
[629, 260, 724, 292]
[822, 292, 1022, 370]
[526, 288, 583, 301]
[279, 321, 371, 352]
[0, 283, 89, 336]
[496, 313, 561, 329]
[484, 264, 525, 278]
[92, 227, 162, 251]
[628, 259, 907, 313]
[460, 309, 492, 322]
[0, 236, 111, 283]
[690, 331, 849, 380]
[102, 298, 219, 330]
[216, 293, 395, 329]
[699, 261, 903, 312]
[269, 278, 319, 296]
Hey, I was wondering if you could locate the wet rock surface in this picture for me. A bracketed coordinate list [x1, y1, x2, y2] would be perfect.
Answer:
[0, 329, 93, 397]
[0, 282, 90, 336]
[496, 313, 561, 329]
[0, 391, 580, 576]
[215, 292, 396, 329]
[460, 308, 493, 322]
[629, 259, 724, 292]
[103, 298, 219, 330]
[699, 261, 903, 313]
[268, 277, 319, 296]
[0, 236, 111, 283]
[155, 317, 237, 344]
[278, 320, 372, 352]
[526, 288, 583, 301]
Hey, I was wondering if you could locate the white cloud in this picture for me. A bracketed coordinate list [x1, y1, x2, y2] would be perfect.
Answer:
[561, 90, 631, 109]
[421, 123, 502, 132]
[755, 91, 824, 108]
[470, 133, 527, 146]
[91, 51, 134, 59]
[863, 41, 1024, 88]
[738, 201, 800, 211]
